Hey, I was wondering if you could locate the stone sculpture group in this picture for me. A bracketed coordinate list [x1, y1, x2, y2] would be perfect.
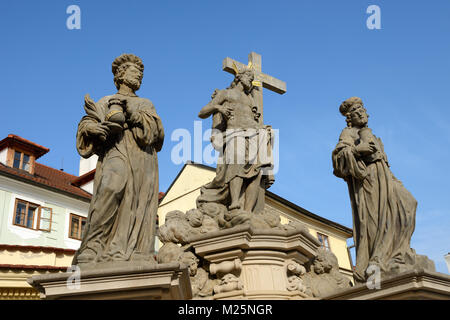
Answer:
[71, 53, 435, 299]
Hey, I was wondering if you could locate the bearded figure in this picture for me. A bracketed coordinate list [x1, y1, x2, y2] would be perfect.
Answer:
[73, 54, 164, 267]
[196, 67, 275, 227]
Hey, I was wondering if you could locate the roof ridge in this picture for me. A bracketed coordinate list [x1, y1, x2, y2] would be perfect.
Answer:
[35, 162, 77, 178]
[7, 134, 49, 151]
[0, 163, 92, 201]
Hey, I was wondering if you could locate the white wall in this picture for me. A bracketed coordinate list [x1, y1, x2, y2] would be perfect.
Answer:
[80, 180, 94, 194]
[445, 253, 450, 273]
[0, 148, 8, 165]
[79, 155, 98, 176]
[0, 174, 90, 248]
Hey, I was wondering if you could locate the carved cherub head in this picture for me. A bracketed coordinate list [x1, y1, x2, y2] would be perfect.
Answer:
[157, 210, 191, 244]
[313, 248, 337, 275]
[186, 209, 204, 228]
[179, 251, 199, 276]
[220, 273, 240, 285]
[112, 54, 144, 91]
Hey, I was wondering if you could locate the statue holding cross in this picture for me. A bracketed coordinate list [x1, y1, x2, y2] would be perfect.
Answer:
[196, 52, 286, 228]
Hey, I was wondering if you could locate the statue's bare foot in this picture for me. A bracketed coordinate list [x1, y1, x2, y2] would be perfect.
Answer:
[228, 203, 241, 211]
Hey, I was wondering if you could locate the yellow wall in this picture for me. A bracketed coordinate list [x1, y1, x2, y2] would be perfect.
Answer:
[0, 269, 42, 299]
[268, 199, 352, 273]
[0, 248, 73, 300]
[158, 165, 216, 225]
[0, 248, 73, 268]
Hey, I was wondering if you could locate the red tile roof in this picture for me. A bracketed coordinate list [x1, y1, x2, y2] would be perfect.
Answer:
[0, 135, 163, 204]
[0, 134, 49, 159]
[71, 169, 95, 187]
[0, 162, 92, 201]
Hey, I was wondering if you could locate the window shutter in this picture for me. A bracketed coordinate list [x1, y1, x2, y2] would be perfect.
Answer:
[38, 207, 52, 231]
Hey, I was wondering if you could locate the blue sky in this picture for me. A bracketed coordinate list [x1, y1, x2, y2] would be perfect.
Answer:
[1, 1, 449, 273]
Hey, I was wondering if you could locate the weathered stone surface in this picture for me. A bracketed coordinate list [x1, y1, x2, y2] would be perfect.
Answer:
[302, 248, 353, 297]
[157, 243, 218, 299]
[73, 54, 164, 268]
[27, 263, 192, 300]
[196, 69, 274, 222]
[324, 269, 450, 300]
[186, 225, 351, 300]
[188, 224, 319, 260]
[332, 97, 435, 284]
[195, 52, 286, 229]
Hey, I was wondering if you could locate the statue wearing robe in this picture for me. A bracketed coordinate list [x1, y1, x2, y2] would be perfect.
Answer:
[72, 54, 164, 267]
[332, 97, 434, 283]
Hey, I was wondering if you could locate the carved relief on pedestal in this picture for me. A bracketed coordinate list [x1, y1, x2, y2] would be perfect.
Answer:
[213, 273, 243, 294]
[285, 260, 307, 293]
[302, 248, 353, 298]
[209, 259, 243, 294]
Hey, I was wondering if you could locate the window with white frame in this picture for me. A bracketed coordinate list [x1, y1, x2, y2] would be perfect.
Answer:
[13, 198, 52, 231]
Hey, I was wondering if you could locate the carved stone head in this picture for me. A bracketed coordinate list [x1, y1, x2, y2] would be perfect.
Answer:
[339, 97, 369, 128]
[112, 54, 144, 91]
[179, 251, 199, 276]
[313, 248, 337, 275]
[186, 209, 204, 228]
[236, 68, 254, 92]
[229, 67, 254, 93]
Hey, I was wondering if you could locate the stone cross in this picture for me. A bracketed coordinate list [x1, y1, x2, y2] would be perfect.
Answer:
[222, 52, 287, 124]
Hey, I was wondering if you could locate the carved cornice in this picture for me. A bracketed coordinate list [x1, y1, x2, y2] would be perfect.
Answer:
[0, 287, 40, 300]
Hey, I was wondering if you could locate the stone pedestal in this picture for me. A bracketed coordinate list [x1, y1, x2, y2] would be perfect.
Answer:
[27, 262, 192, 300]
[324, 269, 450, 300]
[189, 225, 321, 300]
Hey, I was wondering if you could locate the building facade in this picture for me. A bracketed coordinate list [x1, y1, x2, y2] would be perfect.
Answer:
[0, 135, 91, 299]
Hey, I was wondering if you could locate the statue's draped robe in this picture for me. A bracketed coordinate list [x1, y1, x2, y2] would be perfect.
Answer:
[73, 95, 164, 265]
[197, 108, 274, 214]
[332, 127, 417, 283]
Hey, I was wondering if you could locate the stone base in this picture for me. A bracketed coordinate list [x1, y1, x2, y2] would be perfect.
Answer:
[189, 224, 321, 300]
[212, 289, 311, 300]
[27, 262, 192, 300]
[324, 269, 450, 300]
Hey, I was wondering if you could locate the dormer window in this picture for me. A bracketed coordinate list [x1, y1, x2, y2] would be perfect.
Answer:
[13, 150, 31, 171]
[0, 134, 49, 174]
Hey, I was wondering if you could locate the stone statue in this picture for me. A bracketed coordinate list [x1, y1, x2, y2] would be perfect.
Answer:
[302, 248, 352, 297]
[332, 97, 435, 283]
[72, 54, 164, 267]
[286, 260, 307, 293]
[157, 243, 217, 298]
[196, 66, 275, 227]
[158, 210, 220, 245]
